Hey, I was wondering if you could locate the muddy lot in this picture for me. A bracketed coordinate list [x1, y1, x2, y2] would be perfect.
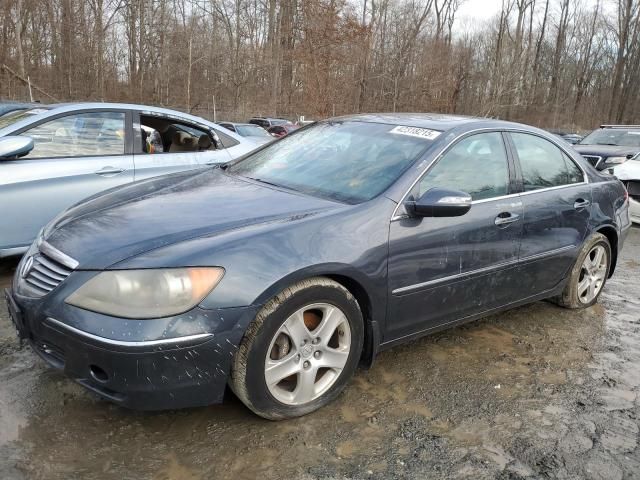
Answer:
[1, 231, 639, 480]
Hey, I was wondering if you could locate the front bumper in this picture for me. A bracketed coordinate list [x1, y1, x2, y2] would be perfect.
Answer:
[7, 285, 259, 410]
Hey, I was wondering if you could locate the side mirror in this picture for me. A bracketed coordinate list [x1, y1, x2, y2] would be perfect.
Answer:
[406, 187, 472, 217]
[0, 136, 34, 160]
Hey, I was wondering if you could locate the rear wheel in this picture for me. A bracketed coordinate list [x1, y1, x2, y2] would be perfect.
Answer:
[230, 277, 363, 420]
[554, 233, 611, 309]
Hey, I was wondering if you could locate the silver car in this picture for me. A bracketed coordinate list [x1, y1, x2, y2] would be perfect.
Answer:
[0, 103, 261, 257]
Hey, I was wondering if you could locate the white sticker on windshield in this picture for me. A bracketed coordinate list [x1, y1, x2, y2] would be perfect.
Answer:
[628, 131, 640, 135]
[389, 125, 441, 140]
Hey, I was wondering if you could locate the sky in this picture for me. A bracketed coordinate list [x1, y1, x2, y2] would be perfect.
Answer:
[457, 0, 502, 24]
[454, 0, 615, 30]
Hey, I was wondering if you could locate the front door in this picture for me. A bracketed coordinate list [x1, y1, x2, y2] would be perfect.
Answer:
[133, 114, 232, 182]
[0, 110, 134, 251]
[387, 131, 523, 340]
[508, 132, 591, 295]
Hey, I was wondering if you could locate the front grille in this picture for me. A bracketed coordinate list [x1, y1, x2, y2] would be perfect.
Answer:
[22, 252, 74, 297]
[581, 155, 602, 167]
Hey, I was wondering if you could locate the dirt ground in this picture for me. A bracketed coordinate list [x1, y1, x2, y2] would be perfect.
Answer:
[1, 231, 639, 480]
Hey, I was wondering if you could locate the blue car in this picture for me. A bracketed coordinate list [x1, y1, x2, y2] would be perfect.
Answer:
[6, 114, 630, 419]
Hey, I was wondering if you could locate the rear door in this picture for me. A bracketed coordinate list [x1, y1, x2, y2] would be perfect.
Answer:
[0, 110, 133, 250]
[133, 113, 232, 181]
[386, 131, 523, 339]
[507, 132, 591, 295]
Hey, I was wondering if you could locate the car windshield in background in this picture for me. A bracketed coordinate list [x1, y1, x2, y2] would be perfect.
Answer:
[236, 125, 271, 137]
[579, 128, 640, 147]
[226, 121, 438, 203]
[0, 108, 46, 129]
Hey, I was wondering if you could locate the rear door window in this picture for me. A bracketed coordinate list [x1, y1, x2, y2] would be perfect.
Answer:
[510, 133, 583, 191]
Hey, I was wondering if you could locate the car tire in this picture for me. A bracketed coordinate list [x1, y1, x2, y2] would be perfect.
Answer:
[229, 277, 364, 420]
[553, 233, 611, 309]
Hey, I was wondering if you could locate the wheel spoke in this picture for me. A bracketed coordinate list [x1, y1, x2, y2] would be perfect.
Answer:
[292, 367, 317, 403]
[319, 347, 349, 370]
[313, 306, 345, 344]
[588, 279, 597, 301]
[592, 247, 604, 270]
[283, 310, 310, 347]
[578, 277, 590, 296]
[265, 353, 300, 386]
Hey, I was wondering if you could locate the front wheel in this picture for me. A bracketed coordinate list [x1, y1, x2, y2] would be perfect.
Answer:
[554, 233, 611, 309]
[230, 277, 364, 420]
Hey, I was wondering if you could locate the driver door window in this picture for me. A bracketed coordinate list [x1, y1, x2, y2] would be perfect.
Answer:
[22, 112, 125, 158]
[418, 132, 510, 200]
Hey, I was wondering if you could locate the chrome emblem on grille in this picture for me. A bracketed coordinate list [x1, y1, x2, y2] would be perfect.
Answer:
[21, 256, 34, 279]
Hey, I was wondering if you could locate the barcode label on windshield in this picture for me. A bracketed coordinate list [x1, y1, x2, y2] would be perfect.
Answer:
[389, 125, 441, 140]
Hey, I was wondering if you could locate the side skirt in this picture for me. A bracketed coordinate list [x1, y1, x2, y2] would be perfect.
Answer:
[376, 280, 568, 354]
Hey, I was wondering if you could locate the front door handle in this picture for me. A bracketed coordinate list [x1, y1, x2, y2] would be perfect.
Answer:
[495, 212, 520, 226]
[574, 198, 591, 209]
[95, 166, 125, 176]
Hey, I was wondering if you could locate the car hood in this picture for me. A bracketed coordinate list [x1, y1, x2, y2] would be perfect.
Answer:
[611, 160, 640, 181]
[43, 168, 342, 269]
[573, 144, 639, 158]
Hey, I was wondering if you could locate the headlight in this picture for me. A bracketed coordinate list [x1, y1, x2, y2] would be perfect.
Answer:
[606, 156, 628, 165]
[66, 268, 224, 319]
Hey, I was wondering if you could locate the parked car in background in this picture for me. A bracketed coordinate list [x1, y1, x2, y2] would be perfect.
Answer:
[268, 124, 299, 138]
[560, 133, 583, 144]
[248, 116, 292, 130]
[573, 124, 640, 170]
[0, 102, 260, 258]
[0, 101, 37, 117]
[547, 129, 583, 145]
[609, 154, 640, 223]
[217, 121, 273, 145]
[6, 114, 629, 419]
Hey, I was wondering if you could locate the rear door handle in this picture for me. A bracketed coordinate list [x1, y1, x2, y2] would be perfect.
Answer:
[574, 199, 591, 209]
[95, 166, 125, 176]
[495, 212, 520, 226]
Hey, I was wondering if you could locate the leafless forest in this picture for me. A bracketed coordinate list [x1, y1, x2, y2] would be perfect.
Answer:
[1, 0, 639, 129]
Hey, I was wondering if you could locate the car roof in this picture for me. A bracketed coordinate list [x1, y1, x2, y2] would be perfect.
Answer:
[250, 117, 289, 121]
[219, 122, 258, 127]
[0, 102, 246, 144]
[326, 112, 534, 133]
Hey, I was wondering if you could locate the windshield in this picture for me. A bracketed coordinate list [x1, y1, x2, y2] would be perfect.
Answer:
[236, 125, 271, 137]
[226, 121, 439, 203]
[0, 109, 45, 130]
[579, 128, 640, 147]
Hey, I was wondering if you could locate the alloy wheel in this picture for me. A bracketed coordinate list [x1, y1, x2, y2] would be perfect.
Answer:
[577, 244, 608, 304]
[264, 303, 351, 405]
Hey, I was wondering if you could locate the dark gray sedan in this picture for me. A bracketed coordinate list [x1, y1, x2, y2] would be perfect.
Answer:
[6, 114, 630, 419]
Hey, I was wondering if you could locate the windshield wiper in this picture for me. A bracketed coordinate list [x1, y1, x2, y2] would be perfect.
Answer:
[596, 142, 619, 146]
[244, 176, 286, 189]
